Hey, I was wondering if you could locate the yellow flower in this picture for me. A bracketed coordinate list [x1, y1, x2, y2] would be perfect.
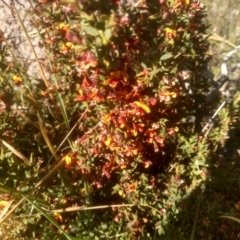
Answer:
[80, 186, 93, 196]
[13, 75, 22, 85]
[104, 137, 112, 147]
[0, 200, 9, 209]
[58, 23, 70, 31]
[171, 92, 177, 98]
[164, 27, 176, 38]
[65, 155, 71, 165]
[53, 213, 63, 222]
[118, 189, 126, 197]
[62, 42, 74, 50]
[60, 42, 74, 54]
[65, 42, 74, 49]
[134, 101, 151, 113]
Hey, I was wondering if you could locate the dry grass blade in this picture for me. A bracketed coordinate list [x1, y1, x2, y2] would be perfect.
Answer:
[34, 156, 66, 189]
[206, 33, 237, 48]
[0, 200, 25, 239]
[37, 112, 57, 160]
[21, 195, 73, 240]
[48, 203, 159, 213]
[218, 215, 240, 224]
[12, 3, 50, 89]
[0, 200, 14, 222]
[0, 199, 24, 225]
[0, 139, 30, 166]
[45, 103, 93, 163]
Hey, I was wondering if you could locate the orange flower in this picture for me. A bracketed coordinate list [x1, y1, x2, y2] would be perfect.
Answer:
[124, 146, 139, 156]
[118, 117, 126, 128]
[74, 51, 98, 69]
[40, 90, 49, 97]
[159, 91, 177, 102]
[131, 128, 138, 136]
[133, 123, 144, 133]
[125, 182, 137, 194]
[168, 127, 178, 135]
[102, 113, 115, 122]
[178, 0, 190, 6]
[104, 70, 129, 86]
[109, 143, 121, 151]
[109, 79, 119, 88]
[172, 0, 190, 8]
[143, 160, 152, 168]
[65, 30, 82, 44]
[155, 136, 164, 145]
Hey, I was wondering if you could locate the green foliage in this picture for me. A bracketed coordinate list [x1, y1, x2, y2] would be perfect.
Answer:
[0, 0, 240, 239]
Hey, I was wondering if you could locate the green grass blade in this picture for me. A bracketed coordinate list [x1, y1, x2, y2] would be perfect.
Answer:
[190, 199, 200, 240]
[0, 185, 49, 208]
[21, 194, 74, 240]
[56, 92, 70, 129]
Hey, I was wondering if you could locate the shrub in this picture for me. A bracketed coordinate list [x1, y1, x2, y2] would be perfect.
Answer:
[0, 0, 231, 239]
